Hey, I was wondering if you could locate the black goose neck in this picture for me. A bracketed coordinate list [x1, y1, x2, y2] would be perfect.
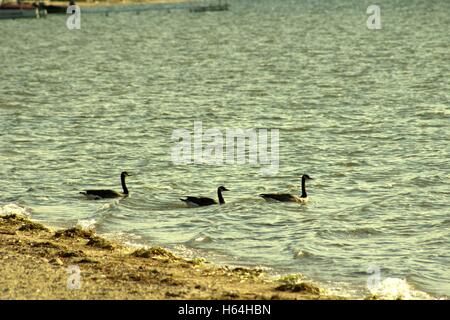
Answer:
[217, 188, 225, 205]
[301, 176, 307, 198]
[121, 174, 129, 194]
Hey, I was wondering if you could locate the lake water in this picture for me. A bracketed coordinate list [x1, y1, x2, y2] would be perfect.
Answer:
[0, 0, 449, 299]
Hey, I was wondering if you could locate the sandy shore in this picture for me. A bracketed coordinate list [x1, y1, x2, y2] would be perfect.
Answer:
[0, 213, 345, 300]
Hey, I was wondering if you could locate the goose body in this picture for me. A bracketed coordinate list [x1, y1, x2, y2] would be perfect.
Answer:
[181, 186, 229, 207]
[260, 174, 312, 203]
[181, 196, 217, 207]
[80, 171, 131, 200]
[259, 193, 309, 204]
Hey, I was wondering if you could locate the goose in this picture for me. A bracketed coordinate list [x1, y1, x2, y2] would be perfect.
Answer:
[260, 174, 312, 203]
[80, 171, 131, 200]
[181, 186, 229, 207]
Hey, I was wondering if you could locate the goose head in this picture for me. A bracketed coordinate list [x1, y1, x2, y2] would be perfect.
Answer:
[121, 171, 132, 178]
[302, 174, 312, 180]
[218, 186, 229, 192]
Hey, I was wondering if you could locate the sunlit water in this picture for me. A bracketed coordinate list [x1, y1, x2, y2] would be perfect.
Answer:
[1, 0, 449, 299]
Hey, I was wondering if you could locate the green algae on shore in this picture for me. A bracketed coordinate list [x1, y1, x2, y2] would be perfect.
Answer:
[54, 227, 95, 239]
[132, 246, 179, 260]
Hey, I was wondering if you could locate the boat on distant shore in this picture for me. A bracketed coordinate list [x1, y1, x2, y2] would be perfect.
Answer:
[0, 1, 47, 19]
[44, 4, 67, 14]
[44, 0, 77, 14]
[189, 0, 229, 13]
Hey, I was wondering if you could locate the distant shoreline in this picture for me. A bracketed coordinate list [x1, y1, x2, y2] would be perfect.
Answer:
[0, 213, 344, 300]
[22, 0, 188, 9]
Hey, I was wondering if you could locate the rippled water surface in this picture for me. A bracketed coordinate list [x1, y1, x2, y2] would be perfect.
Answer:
[1, 0, 449, 298]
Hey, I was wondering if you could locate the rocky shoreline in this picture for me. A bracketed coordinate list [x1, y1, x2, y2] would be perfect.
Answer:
[0, 213, 344, 300]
